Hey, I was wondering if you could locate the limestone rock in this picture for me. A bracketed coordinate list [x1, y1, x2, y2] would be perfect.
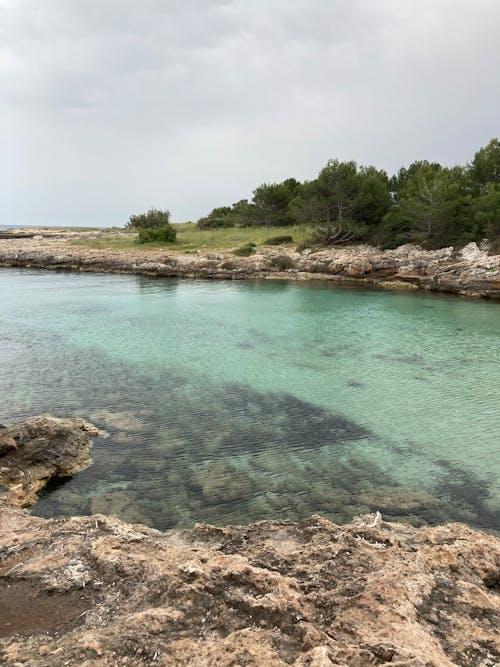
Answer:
[0, 416, 98, 507]
[0, 230, 499, 298]
[0, 508, 498, 666]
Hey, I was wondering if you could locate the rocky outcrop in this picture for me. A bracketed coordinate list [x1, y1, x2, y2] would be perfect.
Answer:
[0, 507, 499, 666]
[0, 416, 99, 507]
[0, 232, 499, 299]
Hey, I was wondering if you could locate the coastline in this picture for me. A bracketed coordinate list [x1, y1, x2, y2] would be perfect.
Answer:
[1, 230, 500, 299]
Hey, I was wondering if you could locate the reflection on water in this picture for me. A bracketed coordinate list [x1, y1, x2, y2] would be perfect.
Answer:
[0, 268, 499, 531]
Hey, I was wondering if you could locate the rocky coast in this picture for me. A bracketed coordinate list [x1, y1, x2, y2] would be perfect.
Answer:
[0, 229, 500, 299]
[0, 417, 499, 666]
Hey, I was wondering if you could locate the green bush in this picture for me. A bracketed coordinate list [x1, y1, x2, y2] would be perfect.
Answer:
[197, 217, 235, 230]
[232, 242, 256, 256]
[295, 239, 315, 253]
[137, 225, 177, 244]
[269, 255, 296, 270]
[127, 208, 171, 230]
[264, 235, 293, 245]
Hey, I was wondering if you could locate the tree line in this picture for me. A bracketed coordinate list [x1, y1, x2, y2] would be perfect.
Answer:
[196, 138, 500, 249]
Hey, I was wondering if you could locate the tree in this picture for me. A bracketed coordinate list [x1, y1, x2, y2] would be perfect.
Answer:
[382, 163, 467, 246]
[473, 183, 500, 241]
[468, 138, 500, 191]
[197, 206, 234, 229]
[290, 160, 391, 244]
[127, 208, 171, 230]
[252, 182, 295, 226]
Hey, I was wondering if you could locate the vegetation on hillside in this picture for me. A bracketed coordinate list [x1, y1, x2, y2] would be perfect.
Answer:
[195, 138, 500, 250]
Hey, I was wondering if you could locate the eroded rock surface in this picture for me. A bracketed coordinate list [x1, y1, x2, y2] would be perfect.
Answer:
[0, 232, 499, 299]
[0, 507, 498, 666]
[0, 416, 99, 507]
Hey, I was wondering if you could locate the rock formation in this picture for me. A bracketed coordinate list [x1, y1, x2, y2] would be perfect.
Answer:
[0, 416, 99, 507]
[0, 507, 499, 666]
[0, 231, 499, 299]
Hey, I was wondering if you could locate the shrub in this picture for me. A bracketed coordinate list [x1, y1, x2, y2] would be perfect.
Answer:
[232, 242, 256, 256]
[264, 235, 293, 245]
[221, 259, 237, 270]
[127, 208, 171, 230]
[197, 217, 235, 230]
[269, 254, 296, 270]
[295, 239, 315, 253]
[137, 225, 177, 244]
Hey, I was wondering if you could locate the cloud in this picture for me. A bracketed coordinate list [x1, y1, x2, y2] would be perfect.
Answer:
[1, 0, 499, 225]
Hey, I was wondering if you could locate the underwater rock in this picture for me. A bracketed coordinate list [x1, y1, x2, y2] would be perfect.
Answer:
[87, 410, 145, 433]
[89, 492, 150, 525]
[0, 507, 499, 665]
[358, 486, 441, 514]
[190, 463, 261, 504]
[0, 416, 98, 507]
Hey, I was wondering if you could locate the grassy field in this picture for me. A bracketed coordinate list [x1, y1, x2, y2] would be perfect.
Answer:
[72, 223, 313, 253]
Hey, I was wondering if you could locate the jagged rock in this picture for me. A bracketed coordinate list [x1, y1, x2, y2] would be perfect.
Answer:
[0, 416, 98, 507]
[0, 508, 498, 666]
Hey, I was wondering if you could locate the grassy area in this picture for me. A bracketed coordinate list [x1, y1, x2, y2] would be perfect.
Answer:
[71, 223, 313, 253]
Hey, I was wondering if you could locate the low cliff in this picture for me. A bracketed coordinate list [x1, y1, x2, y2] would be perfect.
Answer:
[0, 232, 499, 299]
[0, 506, 499, 666]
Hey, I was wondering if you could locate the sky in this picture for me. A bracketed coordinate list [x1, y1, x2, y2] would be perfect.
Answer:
[1, 1, 499, 227]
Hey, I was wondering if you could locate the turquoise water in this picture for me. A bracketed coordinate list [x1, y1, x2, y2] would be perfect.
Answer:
[1, 268, 499, 531]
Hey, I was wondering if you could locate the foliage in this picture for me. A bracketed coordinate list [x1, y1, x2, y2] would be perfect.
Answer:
[232, 242, 256, 256]
[197, 216, 235, 230]
[127, 208, 171, 230]
[289, 160, 392, 245]
[264, 234, 293, 245]
[137, 225, 177, 244]
[251, 179, 299, 226]
[268, 255, 296, 270]
[197, 206, 235, 229]
[468, 138, 500, 190]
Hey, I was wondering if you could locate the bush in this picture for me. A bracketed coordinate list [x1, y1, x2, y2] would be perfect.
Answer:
[264, 235, 293, 245]
[127, 208, 171, 230]
[295, 239, 315, 253]
[197, 217, 235, 230]
[137, 225, 177, 244]
[232, 242, 256, 256]
[269, 255, 296, 270]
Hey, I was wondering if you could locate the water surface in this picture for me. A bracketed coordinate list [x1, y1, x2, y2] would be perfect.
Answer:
[1, 268, 499, 531]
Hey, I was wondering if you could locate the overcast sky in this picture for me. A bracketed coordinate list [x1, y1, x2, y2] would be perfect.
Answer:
[1, 0, 499, 227]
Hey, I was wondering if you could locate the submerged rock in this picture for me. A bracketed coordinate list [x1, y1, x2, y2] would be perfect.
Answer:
[0, 507, 498, 666]
[89, 491, 150, 525]
[0, 416, 98, 507]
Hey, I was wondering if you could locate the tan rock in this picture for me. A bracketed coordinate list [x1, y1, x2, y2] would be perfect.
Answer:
[0, 416, 98, 507]
[0, 508, 498, 665]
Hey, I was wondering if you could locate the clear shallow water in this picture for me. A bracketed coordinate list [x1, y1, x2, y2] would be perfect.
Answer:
[1, 268, 499, 531]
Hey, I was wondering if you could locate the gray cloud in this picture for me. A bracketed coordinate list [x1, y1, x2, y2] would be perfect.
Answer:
[1, 0, 499, 226]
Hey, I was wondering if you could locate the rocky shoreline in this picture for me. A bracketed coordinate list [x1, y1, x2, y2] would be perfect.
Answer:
[0, 417, 499, 666]
[1, 230, 500, 299]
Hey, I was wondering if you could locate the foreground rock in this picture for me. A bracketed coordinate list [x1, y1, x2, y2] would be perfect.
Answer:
[0, 231, 499, 299]
[0, 507, 498, 666]
[0, 416, 99, 507]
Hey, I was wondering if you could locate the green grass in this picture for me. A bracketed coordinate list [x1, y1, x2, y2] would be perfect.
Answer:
[71, 223, 313, 253]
